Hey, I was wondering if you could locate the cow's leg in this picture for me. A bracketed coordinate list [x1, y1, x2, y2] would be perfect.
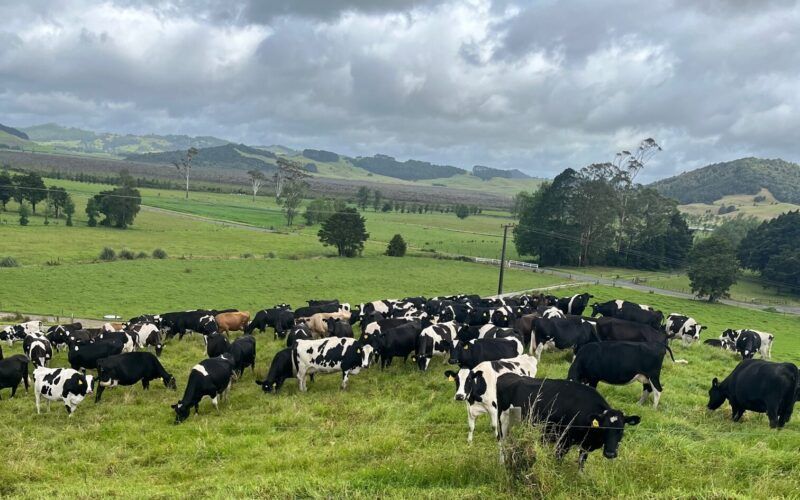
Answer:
[340, 370, 350, 390]
[194, 403, 200, 414]
[638, 383, 651, 405]
[297, 368, 308, 392]
[731, 406, 744, 422]
[142, 379, 150, 390]
[650, 374, 664, 409]
[10, 383, 17, 399]
[577, 449, 589, 471]
[211, 395, 219, 412]
[65, 403, 73, 416]
[224, 381, 232, 401]
[95, 385, 105, 403]
[467, 405, 478, 444]
[34, 391, 41, 414]
[47, 400, 51, 412]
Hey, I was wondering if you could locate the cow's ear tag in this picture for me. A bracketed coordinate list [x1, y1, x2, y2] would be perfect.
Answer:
[273, 382, 278, 388]
[591, 419, 599, 428]
[464, 345, 469, 350]
[357, 348, 361, 353]
[78, 380, 83, 385]
[447, 375, 454, 382]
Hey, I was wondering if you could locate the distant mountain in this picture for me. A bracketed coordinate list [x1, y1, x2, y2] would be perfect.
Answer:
[0, 123, 30, 141]
[125, 143, 278, 171]
[651, 158, 800, 204]
[472, 165, 530, 180]
[352, 154, 465, 181]
[258, 145, 298, 155]
[303, 149, 339, 163]
[21, 123, 229, 155]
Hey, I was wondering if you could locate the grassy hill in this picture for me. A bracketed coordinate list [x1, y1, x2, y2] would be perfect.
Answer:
[124, 143, 279, 171]
[21, 123, 230, 155]
[651, 157, 800, 204]
[679, 188, 800, 222]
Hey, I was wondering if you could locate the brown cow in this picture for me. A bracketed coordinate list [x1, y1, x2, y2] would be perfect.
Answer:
[215, 311, 250, 335]
[514, 313, 539, 349]
[102, 322, 125, 333]
[304, 311, 352, 338]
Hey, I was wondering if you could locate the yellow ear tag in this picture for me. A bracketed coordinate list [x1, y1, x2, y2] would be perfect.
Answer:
[448, 375, 454, 382]
[273, 382, 278, 388]
[78, 380, 83, 385]
[591, 419, 599, 428]
[464, 345, 469, 350]
[357, 348, 361, 353]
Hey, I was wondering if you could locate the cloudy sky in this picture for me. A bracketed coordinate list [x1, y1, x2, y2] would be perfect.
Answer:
[1, 0, 798, 181]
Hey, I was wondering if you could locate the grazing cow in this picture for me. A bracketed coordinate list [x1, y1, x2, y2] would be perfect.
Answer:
[444, 355, 538, 443]
[33, 367, 94, 416]
[595, 317, 667, 344]
[286, 324, 314, 347]
[304, 311, 352, 338]
[556, 293, 594, 316]
[172, 356, 235, 423]
[256, 348, 295, 393]
[46, 323, 82, 351]
[227, 336, 256, 378]
[361, 318, 412, 343]
[448, 337, 524, 369]
[416, 322, 459, 371]
[567, 341, 680, 409]
[0, 352, 29, 398]
[708, 359, 799, 428]
[128, 323, 164, 356]
[704, 338, 735, 351]
[721, 329, 773, 359]
[68, 341, 124, 372]
[97, 330, 136, 353]
[246, 307, 294, 338]
[293, 338, 373, 391]
[161, 309, 235, 339]
[206, 333, 230, 358]
[23, 334, 52, 368]
[95, 352, 176, 402]
[326, 318, 354, 338]
[126, 315, 161, 328]
[215, 311, 250, 335]
[531, 317, 598, 359]
[1, 320, 42, 345]
[591, 300, 663, 329]
[371, 322, 422, 369]
[295, 302, 341, 319]
[666, 314, 706, 346]
[197, 315, 218, 337]
[495, 375, 640, 469]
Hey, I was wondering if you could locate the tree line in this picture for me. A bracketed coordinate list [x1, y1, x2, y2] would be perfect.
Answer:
[0, 170, 76, 226]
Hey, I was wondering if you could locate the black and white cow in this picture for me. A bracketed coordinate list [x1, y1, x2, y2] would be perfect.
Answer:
[443, 355, 538, 443]
[45, 323, 82, 351]
[416, 321, 459, 371]
[33, 367, 94, 416]
[448, 337, 524, 369]
[286, 324, 314, 347]
[128, 323, 164, 356]
[0, 351, 29, 398]
[295, 301, 345, 320]
[95, 352, 177, 402]
[360, 318, 413, 344]
[703, 338, 735, 351]
[542, 306, 565, 319]
[206, 333, 230, 358]
[530, 317, 598, 359]
[495, 375, 641, 469]
[721, 329, 773, 359]
[172, 356, 236, 423]
[665, 314, 706, 346]
[567, 341, 681, 409]
[68, 341, 124, 372]
[97, 330, 136, 353]
[256, 348, 296, 393]
[292, 338, 373, 391]
[556, 293, 594, 316]
[1, 320, 42, 346]
[708, 359, 799, 428]
[23, 334, 52, 368]
[595, 317, 667, 344]
[227, 336, 256, 378]
[591, 300, 663, 329]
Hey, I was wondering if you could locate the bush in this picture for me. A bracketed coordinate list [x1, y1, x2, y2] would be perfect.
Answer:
[99, 247, 116, 261]
[18, 202, 29, 226]
[385, 234, 407, 257]
[241, 253, 254, 259]
[45, 259, 61, 266]
[118, 248, 136, 260]
[136, 251, 149, 259]
[0, 256, 19, 268]
[152, 248, 168, 259]
[265, 251, 276, 259]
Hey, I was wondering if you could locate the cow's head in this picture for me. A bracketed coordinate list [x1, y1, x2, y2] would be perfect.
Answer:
[491, 310, 509, 327]
[589, 409, 640, 459]
[589, 303, 601, 317]
[707, 377, 727, 410]
[163, 373, 177, 390]
[448, 340, 469, 365]
[357, 344, 373, 369]
[172, 401, 191, 423]
[721, 329, 737, 341]
[684, 323, 705, 344]
[444, 368, 472, 401]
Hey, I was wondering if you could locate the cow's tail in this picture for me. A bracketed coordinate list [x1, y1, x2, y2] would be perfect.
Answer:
[665, 344, 688, 364]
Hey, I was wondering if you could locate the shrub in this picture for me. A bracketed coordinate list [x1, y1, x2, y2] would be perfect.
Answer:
[0, 256, 19, 268]
[265, 251, 276, 259]
[241, 253, 254, 259]
[118, 248, 136, 260]
[45, 259, 61, 267]
[385, 234, 407, 257]
[18, 202, 29, 226]
[99, 247, 116, 261]
[152, 248, 168, 259]
[136, 251, 149, 259]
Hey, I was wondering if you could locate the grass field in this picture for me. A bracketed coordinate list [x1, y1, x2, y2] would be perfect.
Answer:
[679, 188, 800, 223]
[0, 284, 798, 498]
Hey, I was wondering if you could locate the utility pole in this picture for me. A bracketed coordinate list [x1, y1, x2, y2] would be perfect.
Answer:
[498, 224, 515, 295]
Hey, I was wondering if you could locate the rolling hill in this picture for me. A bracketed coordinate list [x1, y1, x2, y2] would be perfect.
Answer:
[124, 143, 279, 170]
[21, 123, 230, 156]
[0, 123, 34, 150]
[651, 157, 800, 204]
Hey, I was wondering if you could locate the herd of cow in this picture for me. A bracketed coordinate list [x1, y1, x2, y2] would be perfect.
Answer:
[1, 291, 798, 469]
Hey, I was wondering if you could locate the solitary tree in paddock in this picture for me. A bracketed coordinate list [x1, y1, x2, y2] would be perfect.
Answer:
[688, 235, 738, 302]
[247, 169, 267, 202]
[386, 234, 407, 257]
[279, 178, 307, 226]
[318, 208, 369, 257]
[172, 147, 198, 199]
